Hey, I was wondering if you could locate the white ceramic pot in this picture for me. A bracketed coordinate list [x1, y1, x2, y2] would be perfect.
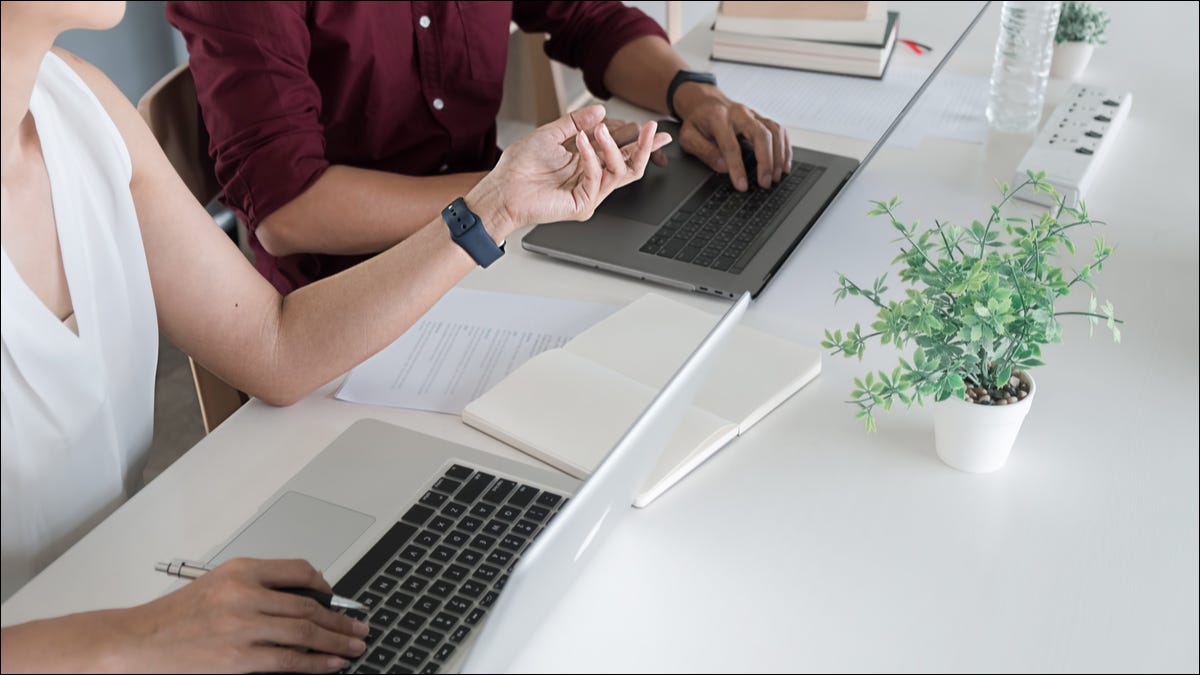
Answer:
[933, 372, 1036, 473]
[1050, 42, 1095, 80]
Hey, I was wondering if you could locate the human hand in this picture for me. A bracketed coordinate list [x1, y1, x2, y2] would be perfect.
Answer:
[117, 558, 367, 673]
[673, 85, 792, 191]
[563, 117, 669, 168]
[465, 105, 672, 240]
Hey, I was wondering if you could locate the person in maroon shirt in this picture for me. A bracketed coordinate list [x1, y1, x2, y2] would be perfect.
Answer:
[168, 2, 791, 294]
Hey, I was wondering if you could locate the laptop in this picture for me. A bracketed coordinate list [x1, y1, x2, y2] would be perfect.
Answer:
[197, 292, 751, 674]
[522, 4, 990, 300]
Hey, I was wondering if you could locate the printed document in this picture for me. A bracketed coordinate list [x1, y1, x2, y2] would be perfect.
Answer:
[336, 289, 616, 414]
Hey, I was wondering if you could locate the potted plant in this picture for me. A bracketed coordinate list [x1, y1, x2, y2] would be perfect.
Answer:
[1051, 1, 1110, 80]
[821, 171, 1123, 473]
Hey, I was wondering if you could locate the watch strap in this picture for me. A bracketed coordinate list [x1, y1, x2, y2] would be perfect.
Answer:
[667, 69, 718, 121]
[443, 197, 505, 268]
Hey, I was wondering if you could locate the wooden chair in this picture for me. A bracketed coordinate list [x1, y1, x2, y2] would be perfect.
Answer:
[137, 63, 248, 434]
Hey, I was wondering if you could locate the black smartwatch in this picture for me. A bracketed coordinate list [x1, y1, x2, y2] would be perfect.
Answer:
[442, 197, 505, 268]
[666, 69, 718, 121]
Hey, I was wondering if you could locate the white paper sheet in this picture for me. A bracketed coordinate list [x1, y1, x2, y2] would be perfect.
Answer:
[710, 62, 989, 147]
[335, 289, 617, 414]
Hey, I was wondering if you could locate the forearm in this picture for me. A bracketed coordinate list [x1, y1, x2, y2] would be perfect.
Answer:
[602, 35, 729, 117]
[247, 181, 513, 405]
[2, 611, 128, 673]
[256, 165, 487, 258]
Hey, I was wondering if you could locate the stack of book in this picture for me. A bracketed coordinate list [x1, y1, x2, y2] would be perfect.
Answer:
[711, 1, 899, 79]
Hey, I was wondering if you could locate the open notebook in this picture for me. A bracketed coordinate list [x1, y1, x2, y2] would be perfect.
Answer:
[463, 294, 821, 506]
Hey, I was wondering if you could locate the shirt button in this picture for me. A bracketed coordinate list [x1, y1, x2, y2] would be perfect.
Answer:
[419, 15, 431, 29]
[432, 98, 445, 111]
[439, 163, 450, 173]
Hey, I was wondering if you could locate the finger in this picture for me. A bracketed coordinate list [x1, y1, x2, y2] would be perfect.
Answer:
[650, 147, 668, 167]
[733, 111, 774, 188]
[246, 646, 349, 675]
[575, 129, 603, 200]
[782, 123, 793, 170]
[257, 616, 367, 659]
[594, 123, 628, 191]
[559, 104, 606, 141]
[614, 121, 658, 191]
[605, 119, 640, 147]
[679, 126, 728, 173]
[260, 590, 369, 637]
[245, 558, 332, 593]
[712, 121, 749, 191]
[763, 117, 788, 181]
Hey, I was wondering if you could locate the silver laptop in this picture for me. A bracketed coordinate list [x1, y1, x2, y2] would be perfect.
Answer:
[522, 4, 989, 299]
[199, 292, 750, 674]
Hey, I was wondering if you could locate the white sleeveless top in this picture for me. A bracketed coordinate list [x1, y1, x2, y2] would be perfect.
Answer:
[1, 53, 158, 601]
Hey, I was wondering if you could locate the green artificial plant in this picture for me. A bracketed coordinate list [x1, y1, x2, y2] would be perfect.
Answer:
[1056, 1, 1110, 45]
[822, 171, 1123, 431]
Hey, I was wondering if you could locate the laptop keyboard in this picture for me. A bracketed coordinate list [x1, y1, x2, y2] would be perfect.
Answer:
[638, 160, 824, 274]
[332, 463, 568, 674]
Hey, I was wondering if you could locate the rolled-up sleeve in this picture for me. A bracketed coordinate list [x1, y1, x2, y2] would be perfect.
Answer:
[513, 1, 668, 100]
[166, 1, 328, 227]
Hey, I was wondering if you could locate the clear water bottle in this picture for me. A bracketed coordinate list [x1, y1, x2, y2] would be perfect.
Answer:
[986, 1, 1062, 133]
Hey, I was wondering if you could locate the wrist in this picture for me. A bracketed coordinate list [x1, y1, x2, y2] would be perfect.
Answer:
[673, 81, 729, 121]
[463, 178, 516, 243]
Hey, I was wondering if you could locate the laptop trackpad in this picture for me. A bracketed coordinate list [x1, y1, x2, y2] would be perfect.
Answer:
[209, 491, 375, 571]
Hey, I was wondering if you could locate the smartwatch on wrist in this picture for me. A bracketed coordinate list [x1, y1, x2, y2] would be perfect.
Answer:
[442, 197, 505, 268]
[666, 69, 718, 121]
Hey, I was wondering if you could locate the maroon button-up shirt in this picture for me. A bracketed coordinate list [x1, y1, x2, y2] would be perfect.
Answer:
[167, 1, 666, 294]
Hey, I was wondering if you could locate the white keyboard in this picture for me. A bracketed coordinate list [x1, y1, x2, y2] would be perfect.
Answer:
[1014, 83, 1132, 208]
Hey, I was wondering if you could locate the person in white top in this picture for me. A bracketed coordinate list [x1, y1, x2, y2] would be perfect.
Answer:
[0, 2, 670, 671]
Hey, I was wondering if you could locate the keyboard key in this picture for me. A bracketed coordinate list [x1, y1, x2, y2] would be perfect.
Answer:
[365, 647, 396, 668]
[386, 592, 415, 611]
[499, 534, 526, 551]
[371, 608, 400, 627]
[357, 666, 382, 675]
[495, 574, 508, 591]
[451, 625, 472, 643]
[524, 505, 550, 523]
[430, 546, 456, 563]
[415, 629, 444, 650]
[482, 519, 508, 537]
[414, 595, 441, 615]
[445, 464, 473, 480]
[415, 530, 439, 548]
[428, 580, 455, 598]
[469, 502, 495, 519]
[469, 534, 496, 550]
[656, 237, 688, 258]
[465, 608, 485, 625]
[440, 502, 466, 518]
[510, 520, 537, 537]
[454, 472, 495, 504]
[386, 560, 412, 579]
[358, 591, 383, 609]
[398, 647, 429, 668]
[472, 565, 500, 583]
[334, 522, 417, 597]
[431, 612, 457, 632]
[482, 478, 517, 504]
[426, 516, 454, 533]
[382, 629, 413, 650]
[401, 504, 435, 527]
[399, 611, 427, 632]
[535, 493, 563, 508]
[507, 485, 538, 508]
[480, 591, 498, 608]
[444, 596, 471, 615]
[399, 545, 426, 563]
[435, 644, 456, 663]
[674, 245, 703, 263]
[421, 663, 440, 674]
[416, 561, 443, 578]
[455, 549, 483, 566]
[370, 576, 398, 595]
[458, 517, 483, 533]
[444, 565, 469, 582]
[496, 505, 521, 522]
[401, 577, 428, 594]
[486, 549, 513, 567]
[459, 580, 486, 598]
[431, 478, 461, 494]
[443, 530, 469, 547]
[418, 491, 446, 508]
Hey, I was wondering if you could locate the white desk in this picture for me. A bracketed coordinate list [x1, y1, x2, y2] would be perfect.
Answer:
[4, 2, 1197, 671]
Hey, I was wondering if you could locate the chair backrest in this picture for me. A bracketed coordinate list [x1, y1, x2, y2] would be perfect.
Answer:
[137, 63, 248, 434]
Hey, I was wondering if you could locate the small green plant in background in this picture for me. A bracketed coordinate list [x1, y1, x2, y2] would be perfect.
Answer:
[821, 171, 1123, 431]
[1056, 1, 1110, 45]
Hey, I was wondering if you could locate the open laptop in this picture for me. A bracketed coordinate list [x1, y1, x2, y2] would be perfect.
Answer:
[522, 4, 989, 299]
[197, 292, 750, 674]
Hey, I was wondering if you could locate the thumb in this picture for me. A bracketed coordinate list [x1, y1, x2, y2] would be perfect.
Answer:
[542, 104, 607, 143]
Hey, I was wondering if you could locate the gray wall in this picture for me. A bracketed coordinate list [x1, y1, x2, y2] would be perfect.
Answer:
[53, 1, 183, 103]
